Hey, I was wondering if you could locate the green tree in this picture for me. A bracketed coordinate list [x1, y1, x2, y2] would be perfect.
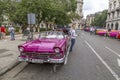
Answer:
[91, 10, 108, 28]
[2, 0, 78, 28]
[0, 0, 5, 25]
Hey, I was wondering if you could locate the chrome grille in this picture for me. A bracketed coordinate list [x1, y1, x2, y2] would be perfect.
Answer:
[26, 53, 50, 59]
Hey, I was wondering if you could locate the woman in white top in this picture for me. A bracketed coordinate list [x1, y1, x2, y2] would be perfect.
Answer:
[69, 24, 78, 52]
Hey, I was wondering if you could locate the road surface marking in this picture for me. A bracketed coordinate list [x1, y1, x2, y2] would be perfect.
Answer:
[105, 47, 120, 57]
[117, 59, 120, 67]
[85, 41, 120, 80]
[64, 43, 71, 65]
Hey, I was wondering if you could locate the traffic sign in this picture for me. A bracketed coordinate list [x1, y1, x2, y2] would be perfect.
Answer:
[27, 13, 35, 24]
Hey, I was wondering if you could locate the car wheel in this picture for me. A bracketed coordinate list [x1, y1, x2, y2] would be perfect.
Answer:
[60, 62, 65, 65]
[27, 62, 34, 64]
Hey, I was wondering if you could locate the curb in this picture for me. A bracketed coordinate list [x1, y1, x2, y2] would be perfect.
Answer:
[0, 60, 20, 76]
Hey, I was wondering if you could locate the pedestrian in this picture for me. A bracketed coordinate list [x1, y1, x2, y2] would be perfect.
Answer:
[107, 27, 111, 37]
[26, 26, 30, 36]
[1, 25, 6, 40]
[0, 26, 1, 39]
[69, 24, 78, 52]
[90, 27, 94, 35]
[8, 25, 15, 40]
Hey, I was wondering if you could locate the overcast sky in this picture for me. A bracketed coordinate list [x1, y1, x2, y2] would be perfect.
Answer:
[83, 0, 109, 18]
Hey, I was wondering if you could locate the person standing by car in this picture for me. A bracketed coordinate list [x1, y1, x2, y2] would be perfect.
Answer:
[106, 27, 111, 37]
[8, 25, 15, 40]
[69, 24, 78, 52]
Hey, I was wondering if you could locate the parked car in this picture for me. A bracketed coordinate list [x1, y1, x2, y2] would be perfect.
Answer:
[18, 31, 70, 64]
[116, 31, 120, 39]
[95, 28, 107, 36]
[108, 30, 119, 38]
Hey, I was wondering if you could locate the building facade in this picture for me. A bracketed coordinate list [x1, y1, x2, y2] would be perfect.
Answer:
[86, 14, 95, 27]
[73, 0, 83, 29]
[106, 0, 120, 30]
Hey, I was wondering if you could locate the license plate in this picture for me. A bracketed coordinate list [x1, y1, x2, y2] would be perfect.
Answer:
[31, 59, 43, 63]
[18, 57, 28, 61]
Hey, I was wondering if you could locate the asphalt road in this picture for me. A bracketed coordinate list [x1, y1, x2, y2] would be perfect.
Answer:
[1, 30, 120, 80]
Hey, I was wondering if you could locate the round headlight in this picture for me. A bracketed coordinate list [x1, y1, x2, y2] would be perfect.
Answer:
[54, 48, 60, 53]
[19, 47, 24, 52]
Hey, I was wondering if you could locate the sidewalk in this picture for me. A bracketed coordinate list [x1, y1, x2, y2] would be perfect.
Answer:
[0, 34, 25, 76]
[0, 33, 40, 76]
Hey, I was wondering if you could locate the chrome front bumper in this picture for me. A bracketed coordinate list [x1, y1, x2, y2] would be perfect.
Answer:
[18, 56, 65, 64]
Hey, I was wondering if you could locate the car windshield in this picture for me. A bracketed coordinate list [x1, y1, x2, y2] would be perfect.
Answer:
[39, 31, 65, 39]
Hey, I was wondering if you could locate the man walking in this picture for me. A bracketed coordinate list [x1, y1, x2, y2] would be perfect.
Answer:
[8, 25, 15, 40]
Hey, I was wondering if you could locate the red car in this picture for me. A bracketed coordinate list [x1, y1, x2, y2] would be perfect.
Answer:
[116, 31, 120, 39]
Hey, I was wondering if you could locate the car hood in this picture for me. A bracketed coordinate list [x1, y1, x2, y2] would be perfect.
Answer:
[22, 39, 64, 52]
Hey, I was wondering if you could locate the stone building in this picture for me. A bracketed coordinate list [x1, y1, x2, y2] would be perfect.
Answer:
[86, 11, 102, 27]
[73, 0, 83, 29]
[106, 0, 120, 30]
[86, 14, 95, 27]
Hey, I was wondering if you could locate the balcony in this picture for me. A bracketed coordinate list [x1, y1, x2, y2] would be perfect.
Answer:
[116, 7, 120, 11]
[106, 17, 120, 22]
[108, 7, 120, 13]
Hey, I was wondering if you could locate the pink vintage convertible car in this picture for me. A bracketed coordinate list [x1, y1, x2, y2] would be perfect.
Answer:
[95, 28, 107, 36]
[108, 30, 119, 38]
[18, 31, 70, 64]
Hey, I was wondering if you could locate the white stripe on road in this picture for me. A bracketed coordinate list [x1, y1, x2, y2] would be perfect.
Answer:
[117, 59, 120, 67]
[85, 41, 120, 80]
[64, 43, 71, 65]
[105, 47, 120, 57]
[105, 47, 120, 67]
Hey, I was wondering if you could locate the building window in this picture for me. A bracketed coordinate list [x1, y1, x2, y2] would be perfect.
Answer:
[119, 1, 120, 7]
[111, 23, 113, 29]
[107, 24, 109, 29]
[115, 23, 119, 30]
[108, 14, 110, 19]
[109, 13, 111, 19]
[110, 4, 112, 10]
[112, 12, 115, 18]
[117, 11, 119, 17]
[114, 1, 116, 9]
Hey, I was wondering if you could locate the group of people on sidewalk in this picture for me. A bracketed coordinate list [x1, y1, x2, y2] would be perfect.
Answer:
[0, 25, 15, 40]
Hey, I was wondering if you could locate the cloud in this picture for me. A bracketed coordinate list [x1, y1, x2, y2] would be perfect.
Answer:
[83, 0, 109, 18]
[83, 1, 94, 10]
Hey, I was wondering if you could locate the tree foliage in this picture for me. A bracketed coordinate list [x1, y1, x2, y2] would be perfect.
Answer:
[0, 0, 78, 26]
[91, 10, 108, 28]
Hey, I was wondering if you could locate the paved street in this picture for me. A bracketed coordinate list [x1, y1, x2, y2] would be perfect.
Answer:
[0, 31, 120, 80]
[0, 34, 24, 75]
